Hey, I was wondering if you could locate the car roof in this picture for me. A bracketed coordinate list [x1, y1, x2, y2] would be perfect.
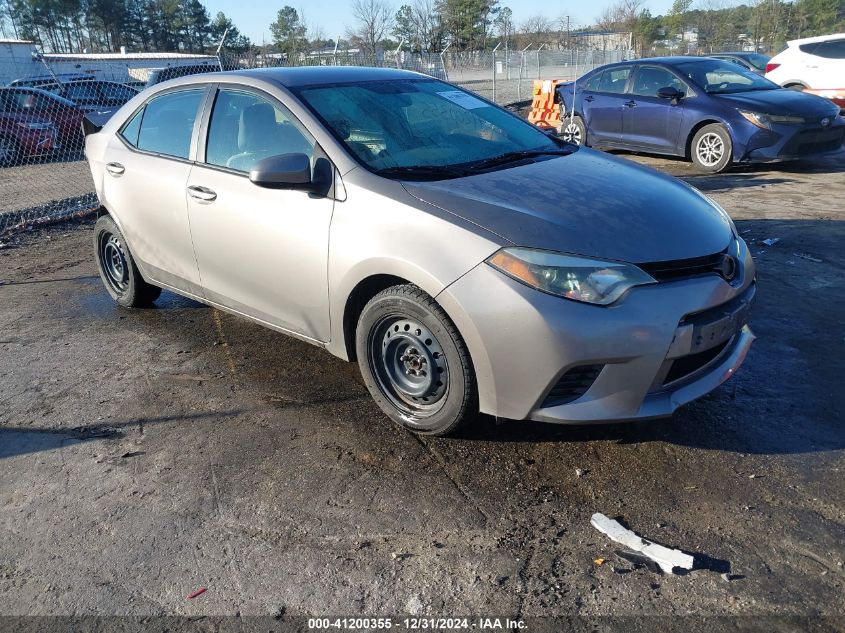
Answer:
[788, 32, 845, 46]
[712, 52, 761, 57]
[0, 86, 56, 95]
[594, 56, 720, 71]
[162, 66, 428, 88]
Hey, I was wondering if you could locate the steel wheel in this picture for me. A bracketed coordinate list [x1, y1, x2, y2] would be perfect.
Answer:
[98, 231, 130, 295]
[562, 121, 582, 145]
[696, 132, 724, 167]
[368, 314, 450, 419]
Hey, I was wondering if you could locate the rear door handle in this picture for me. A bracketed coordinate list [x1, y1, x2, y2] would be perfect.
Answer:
[625, 100, 637, 108]
[584, 95, 595, 102]
[187, 185, 217, 203]
[105, 162, 124, 176]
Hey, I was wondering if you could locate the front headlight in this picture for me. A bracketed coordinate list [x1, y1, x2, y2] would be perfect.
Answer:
[487, 248, 656, 306]
[739, 110, 805, 129]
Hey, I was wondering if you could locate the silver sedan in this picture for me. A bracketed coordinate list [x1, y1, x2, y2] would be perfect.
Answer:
[84, 66, 756, 436]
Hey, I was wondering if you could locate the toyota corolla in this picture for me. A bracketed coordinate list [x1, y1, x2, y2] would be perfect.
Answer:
[83, 67, 756, 436]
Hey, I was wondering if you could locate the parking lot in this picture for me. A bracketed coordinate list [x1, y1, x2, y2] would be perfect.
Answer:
[0, 150, 843, 625]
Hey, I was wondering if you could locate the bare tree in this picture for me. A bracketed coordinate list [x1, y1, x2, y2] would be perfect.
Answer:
[412, 0, 443, 52]
[349, 0, 395, 54]
[596, 0, 643, 32]
[517, 14, 552, 48]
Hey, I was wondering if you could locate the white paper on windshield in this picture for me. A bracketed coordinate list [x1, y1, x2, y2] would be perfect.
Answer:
[437, 90, 489, 109]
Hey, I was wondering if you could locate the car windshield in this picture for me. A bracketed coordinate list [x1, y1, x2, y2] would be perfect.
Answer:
[675, 59, 779, 94]
[294, 78, 561, 176]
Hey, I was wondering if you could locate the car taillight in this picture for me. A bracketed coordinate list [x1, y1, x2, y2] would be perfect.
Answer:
[765, 63, 780, 73]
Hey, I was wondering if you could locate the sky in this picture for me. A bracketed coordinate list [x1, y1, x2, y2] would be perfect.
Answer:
[201, 0, 678, 46]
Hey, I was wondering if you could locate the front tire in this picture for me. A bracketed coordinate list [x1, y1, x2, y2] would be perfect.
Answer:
[94, 214, 161, 308]
[355, 284, 478, 436]
[691, 123, 733, 173]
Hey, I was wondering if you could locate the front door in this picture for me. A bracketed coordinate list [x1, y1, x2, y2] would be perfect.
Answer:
[622, 66, 687, 153]
[186, 86, 334, 341]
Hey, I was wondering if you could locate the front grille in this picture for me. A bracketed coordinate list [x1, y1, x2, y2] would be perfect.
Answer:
[542, 364, 604, 407]
[781, 128, 845, 157]
[639, 250, 728, 282]
[663, 339, 730, 385]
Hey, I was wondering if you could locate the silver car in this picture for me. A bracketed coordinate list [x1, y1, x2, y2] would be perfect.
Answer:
[83, 67, 756, 436]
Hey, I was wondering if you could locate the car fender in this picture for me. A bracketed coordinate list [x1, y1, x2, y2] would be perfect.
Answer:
[324, 174, 505, 362]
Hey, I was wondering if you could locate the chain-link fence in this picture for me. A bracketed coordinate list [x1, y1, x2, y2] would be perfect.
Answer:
[0, 46, 631, 236]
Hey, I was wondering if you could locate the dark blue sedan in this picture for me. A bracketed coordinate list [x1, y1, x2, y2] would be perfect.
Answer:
[556, 57, 845, 172]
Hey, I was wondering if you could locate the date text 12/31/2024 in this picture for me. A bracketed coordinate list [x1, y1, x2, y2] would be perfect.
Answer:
[308, 617, 527, 630]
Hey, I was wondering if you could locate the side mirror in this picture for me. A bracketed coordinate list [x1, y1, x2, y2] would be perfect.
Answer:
[249, 153, 312, 190]
[657, 86, 683, 101]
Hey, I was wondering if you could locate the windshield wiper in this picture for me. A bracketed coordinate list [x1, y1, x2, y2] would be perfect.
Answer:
[465, 148, 575, 171]
[373, 165, 471, 180]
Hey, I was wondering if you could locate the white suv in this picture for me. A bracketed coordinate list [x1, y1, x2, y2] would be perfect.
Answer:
[766, 33, 845, 90]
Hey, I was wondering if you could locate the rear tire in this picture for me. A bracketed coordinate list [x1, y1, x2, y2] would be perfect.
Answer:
[94, 215, 161, 308]
[0, 134, 21, 167]
[561, 115, 586, 146]
[691, 123, 733, 173]
[355, 284, 478, 436]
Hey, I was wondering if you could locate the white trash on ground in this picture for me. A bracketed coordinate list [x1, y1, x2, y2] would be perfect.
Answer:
[590, 512, 695, 574]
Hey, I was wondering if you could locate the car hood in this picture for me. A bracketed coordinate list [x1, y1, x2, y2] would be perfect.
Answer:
[717, 89, 837, 116]
[403, 148, 734, 264]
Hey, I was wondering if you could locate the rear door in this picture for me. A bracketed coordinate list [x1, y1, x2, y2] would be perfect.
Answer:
[622, 65, 688, 153]
[185, 85, 334, 341]
[100, 87, 206, 295]
[581, 66, 632, 144]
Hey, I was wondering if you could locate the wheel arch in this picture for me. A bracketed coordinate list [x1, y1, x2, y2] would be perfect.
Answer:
[341, 273, 412, 362]
[685, 118, 729, 159]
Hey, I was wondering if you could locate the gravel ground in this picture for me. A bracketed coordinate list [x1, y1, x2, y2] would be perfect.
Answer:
[0, 152, 843, 629]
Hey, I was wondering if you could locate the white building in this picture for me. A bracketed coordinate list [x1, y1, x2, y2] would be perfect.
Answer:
[1, 39, 217, 85]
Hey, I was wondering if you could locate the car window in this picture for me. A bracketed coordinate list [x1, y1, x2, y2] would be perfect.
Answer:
[745, 54, 770, 70]
[811, 39, 845, 59]
[120, 108, 144, 147]
[205, 88, 315, 172]
[581, 71, 604, 92]
[631, 67, 686, 97]
[1, 91, 31, 110]
[136, 89, 204, 159]
[98, 82, 137, 101]
[675, 60, 779, 94]
[296, 79, 559, 173]
[64, 82, 100, 102]
[596, 68, 631, 94]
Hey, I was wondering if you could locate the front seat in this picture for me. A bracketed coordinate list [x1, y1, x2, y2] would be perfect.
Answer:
[226, 103, 278, 172]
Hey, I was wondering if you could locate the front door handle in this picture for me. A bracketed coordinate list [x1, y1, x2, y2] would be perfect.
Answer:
[624, 100, 637, 108]
[187, 185, 217, 203]
[105, 162, 124, 176]
[584, 95, 595, 102]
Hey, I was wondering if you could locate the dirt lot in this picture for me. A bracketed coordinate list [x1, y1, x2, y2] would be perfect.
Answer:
[0, 151, 843, 629]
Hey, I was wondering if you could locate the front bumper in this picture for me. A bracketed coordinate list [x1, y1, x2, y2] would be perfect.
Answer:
[436, 241, 756, 424]
[736, 118, 845, 162]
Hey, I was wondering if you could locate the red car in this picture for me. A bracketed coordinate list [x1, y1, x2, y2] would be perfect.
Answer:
[0, 110, 56, 166]
[0, 87, 85, 151]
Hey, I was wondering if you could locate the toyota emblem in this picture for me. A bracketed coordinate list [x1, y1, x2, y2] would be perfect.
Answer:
[821, 117, 831, 127]
[719, 254, 738, 281]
